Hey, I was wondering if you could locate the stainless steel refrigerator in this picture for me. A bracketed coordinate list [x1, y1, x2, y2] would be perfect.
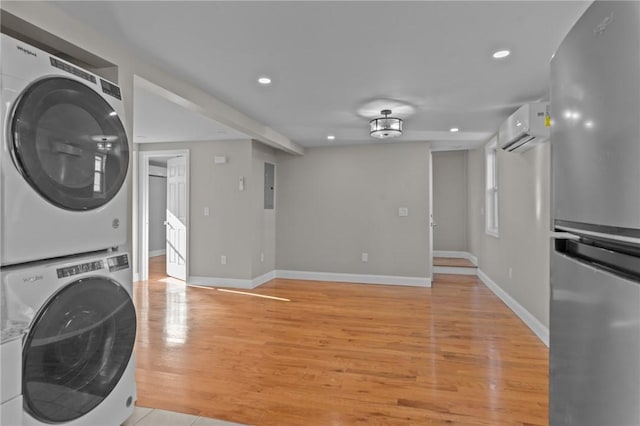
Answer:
[550, 1, 640, 425]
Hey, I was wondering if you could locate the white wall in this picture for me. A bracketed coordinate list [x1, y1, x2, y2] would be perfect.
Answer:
[148, 173, 167, 255]
[432, 151, 468, 252]
[276, 142, 431, 280]
[467, 143, 551, 329]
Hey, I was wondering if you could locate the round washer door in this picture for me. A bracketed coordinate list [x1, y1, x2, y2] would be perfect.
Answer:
[11, 77, 129, 211]
[23, 277, 136, 423]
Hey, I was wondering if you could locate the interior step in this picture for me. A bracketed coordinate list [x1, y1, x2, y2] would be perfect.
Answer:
[433, 257, 477, 275]
[434, 257, 476, 268]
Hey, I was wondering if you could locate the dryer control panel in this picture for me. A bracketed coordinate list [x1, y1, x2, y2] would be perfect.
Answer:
[107, 254, 129, 272]
[50, 57, 97, 84]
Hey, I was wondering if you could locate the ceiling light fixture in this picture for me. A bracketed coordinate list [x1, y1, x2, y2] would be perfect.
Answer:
[257, 76, 272, 85]
[492, 49, 511, 59]
[450, 127, 459, 132]
[370, 109, 403, 139]
[327, 135, 336, 141]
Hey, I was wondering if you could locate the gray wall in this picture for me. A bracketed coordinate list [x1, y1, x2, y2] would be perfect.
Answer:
[148, 174, 167, 254]
[251, 141, 277, 278]
[276, 142, 431, 278]
[139, 140, 254, 280]
[467, 143, 551, 328]
[432, 151, 468, 252]
[138, 139, 277, 281]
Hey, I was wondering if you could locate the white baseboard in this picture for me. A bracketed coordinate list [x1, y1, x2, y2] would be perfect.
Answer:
[149, 249, 166, 258]
[253, 270, 277, 288]
[433, 266, 477, 275]
[187, 271, 277, 290]
[477, 269, 549, 347]
[433, 250, 477, 266]
[275, 270, 431, 287]
[188, 275, 255, 289]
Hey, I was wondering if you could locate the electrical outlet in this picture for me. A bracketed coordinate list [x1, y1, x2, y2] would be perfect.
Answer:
[260, 252, 265, 262]
[221, 255, 227, 265]
[362, 253, 368, 262]
[204, 207, 210, 216]
[509, 267, 513, 279]
[398, 207, 409, 217]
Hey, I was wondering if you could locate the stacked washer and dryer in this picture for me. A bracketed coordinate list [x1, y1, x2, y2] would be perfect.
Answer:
[0, 34, 136, 425]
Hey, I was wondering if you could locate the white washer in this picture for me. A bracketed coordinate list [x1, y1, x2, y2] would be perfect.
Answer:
[2, 251, 136, 426]
[1, 34, 129, 266]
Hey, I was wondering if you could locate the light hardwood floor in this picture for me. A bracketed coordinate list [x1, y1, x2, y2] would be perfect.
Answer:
[134, 257, 548, 425]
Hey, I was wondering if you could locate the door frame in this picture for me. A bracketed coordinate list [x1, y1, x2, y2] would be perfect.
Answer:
[428, 149, 434, 274]
[138, 149, 190, 281]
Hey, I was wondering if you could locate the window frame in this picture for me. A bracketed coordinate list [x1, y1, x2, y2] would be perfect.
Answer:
[485, 136, 500, 238]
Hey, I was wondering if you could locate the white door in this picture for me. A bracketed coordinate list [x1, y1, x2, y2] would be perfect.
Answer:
[166, 156, 187, 281]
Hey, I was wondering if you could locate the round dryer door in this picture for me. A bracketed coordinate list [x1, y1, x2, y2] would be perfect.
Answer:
[11, 77, 129, 211]
[22, 277, 136, 423]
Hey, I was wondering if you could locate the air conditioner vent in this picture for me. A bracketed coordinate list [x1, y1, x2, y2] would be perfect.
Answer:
[498, 103, 550, 153]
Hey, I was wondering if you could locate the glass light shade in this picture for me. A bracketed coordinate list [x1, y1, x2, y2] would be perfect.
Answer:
[370, 110, 403, 139]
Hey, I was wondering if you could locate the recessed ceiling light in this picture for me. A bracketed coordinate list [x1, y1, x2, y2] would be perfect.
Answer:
[450, 127, 459, 132]
[327, 135, 336, 141]
[257, 76, 272, 85]
[492, 49, 511, 59]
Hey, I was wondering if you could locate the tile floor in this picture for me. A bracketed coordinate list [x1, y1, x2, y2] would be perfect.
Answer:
[122, 406, 247, 426]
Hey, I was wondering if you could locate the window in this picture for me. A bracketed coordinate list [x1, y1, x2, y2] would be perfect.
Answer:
[485, 137, 499, 237]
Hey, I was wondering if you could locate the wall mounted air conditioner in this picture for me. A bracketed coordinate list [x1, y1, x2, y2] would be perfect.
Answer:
[498, 102, 550, 153]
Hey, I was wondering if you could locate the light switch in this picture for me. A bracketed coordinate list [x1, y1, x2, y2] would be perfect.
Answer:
[398, 207, 409, 217]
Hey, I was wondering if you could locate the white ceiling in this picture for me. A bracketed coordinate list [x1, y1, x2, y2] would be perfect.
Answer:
[54, 1, 591, 150]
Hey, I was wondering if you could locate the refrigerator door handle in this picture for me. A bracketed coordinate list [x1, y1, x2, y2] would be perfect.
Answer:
[550, 231, 581, 241]
[556, 225, 640, 246]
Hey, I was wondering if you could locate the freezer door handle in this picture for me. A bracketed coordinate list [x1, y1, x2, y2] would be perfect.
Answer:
[550, 231, 581, 241]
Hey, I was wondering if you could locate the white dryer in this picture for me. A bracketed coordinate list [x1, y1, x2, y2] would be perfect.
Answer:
[2, 251, 136, 426]
[1, 34, 129, 266]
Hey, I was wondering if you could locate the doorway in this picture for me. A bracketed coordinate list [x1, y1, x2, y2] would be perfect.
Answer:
[430, 149, 478, 275]
[138, 149, 190, 282]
